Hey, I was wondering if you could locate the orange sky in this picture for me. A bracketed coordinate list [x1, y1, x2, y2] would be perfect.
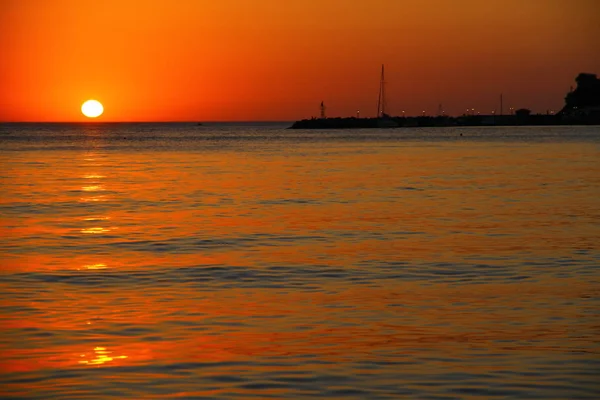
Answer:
[1, 0, 599, 121]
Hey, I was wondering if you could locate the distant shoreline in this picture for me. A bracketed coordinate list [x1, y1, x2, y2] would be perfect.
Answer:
[289, 115, 600, 129]
[291, 72, 600, 129]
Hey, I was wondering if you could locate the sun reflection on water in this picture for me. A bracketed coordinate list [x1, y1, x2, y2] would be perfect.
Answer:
[80, 227, 112, 234]
[82, 263, 108, 270]
[79, 195, 107, 202]
[83, 174, 105, 179]
[81, 185, 105, 192]
[78, 347, 127, 366]
[82, 216, 110, 221]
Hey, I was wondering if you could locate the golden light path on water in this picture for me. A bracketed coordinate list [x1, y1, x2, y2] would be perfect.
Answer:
[79, 347, 128, 366]
[0, 124, 598, 398]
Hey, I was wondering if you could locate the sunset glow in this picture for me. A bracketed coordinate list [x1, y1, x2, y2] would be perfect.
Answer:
[1, 0, 599, 121]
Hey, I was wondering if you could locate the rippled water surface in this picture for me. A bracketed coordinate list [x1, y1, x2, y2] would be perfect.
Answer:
[1, 123, 599, 399]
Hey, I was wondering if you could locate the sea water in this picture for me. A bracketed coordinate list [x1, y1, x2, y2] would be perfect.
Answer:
[1, 123, 599, 399]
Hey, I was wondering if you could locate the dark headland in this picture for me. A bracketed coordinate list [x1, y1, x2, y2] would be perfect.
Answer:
[289, 73, 600, 129]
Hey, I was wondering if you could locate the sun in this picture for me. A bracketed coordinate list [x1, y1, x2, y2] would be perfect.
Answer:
[81, 100, 104, 118]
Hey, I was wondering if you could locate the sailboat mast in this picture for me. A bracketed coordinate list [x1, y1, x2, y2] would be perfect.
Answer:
[377, 64, 386, 117]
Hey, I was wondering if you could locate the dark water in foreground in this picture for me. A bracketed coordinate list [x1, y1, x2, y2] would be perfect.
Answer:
[1, 123, 599, 399]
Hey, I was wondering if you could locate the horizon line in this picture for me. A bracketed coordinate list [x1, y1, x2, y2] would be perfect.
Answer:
[0, 120, 296, 124]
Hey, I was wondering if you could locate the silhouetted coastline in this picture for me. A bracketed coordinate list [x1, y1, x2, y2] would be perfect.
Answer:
[289, 114, 592, 129]
[290, 73, 600, 129]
